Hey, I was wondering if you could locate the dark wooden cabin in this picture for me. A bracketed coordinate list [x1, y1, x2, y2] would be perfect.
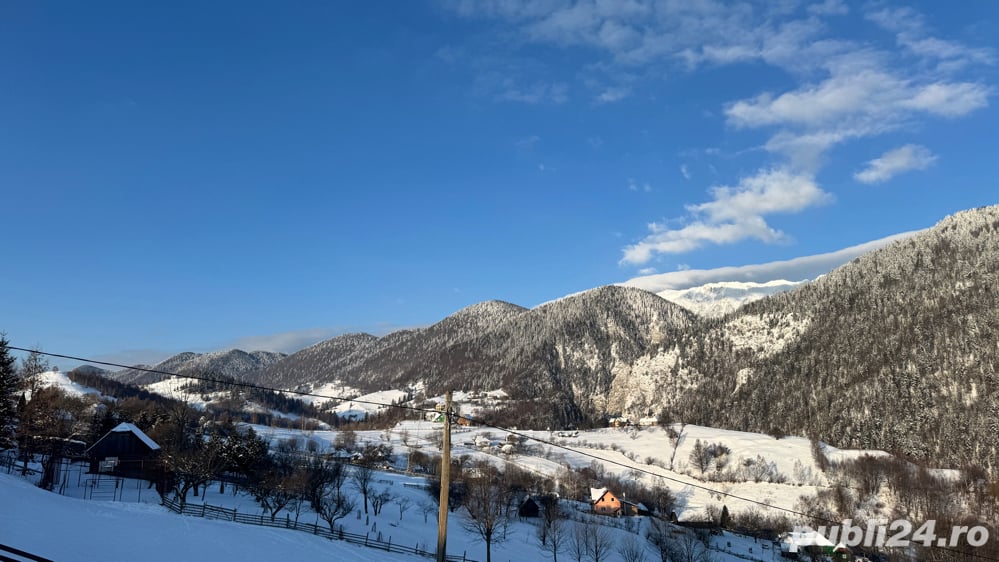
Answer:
[86, 422, 161, 480]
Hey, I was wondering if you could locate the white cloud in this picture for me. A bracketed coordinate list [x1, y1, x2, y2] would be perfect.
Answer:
[445, 2, 992, 260]
[596, 86, 630, 103]
[725, 62, 989, 168]
[621, 230, 921, 291]
[901, 82, 990, 117]
[475, 71, 569, 104]
[688, 168, 831, 222]
[866, 6, 996, 68]
[807, 0, 848, 16]
[627, 179, 652, 192]
[854, 144, 937, 184]
[621, 168, 831, 264]
[680, 164, 691, 179]
[515, 135, 541, 148]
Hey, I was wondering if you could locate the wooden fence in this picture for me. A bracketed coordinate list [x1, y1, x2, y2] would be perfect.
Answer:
[160, 496, 472, 562]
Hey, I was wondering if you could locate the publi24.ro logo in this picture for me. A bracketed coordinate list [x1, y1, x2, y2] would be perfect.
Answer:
[787, 520, 989, 551]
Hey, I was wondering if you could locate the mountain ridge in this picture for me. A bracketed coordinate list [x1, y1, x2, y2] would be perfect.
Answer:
[106, 204, 999, 469]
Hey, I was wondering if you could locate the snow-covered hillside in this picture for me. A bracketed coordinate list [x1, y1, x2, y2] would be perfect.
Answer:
[0, 472, 422, 562]
[654, 279, 806, 317]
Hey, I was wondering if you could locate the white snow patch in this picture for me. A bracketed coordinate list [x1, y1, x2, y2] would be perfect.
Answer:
[725, 312, 810, 357]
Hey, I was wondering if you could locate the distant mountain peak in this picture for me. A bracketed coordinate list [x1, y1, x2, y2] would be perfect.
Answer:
[655, 279, 807, 317]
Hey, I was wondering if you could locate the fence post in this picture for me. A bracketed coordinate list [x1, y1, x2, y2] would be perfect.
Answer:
[201, 503, 206, 517]
[364, 533, 368, 547]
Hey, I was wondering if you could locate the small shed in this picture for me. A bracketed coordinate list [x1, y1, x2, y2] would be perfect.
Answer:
[518, 497, 540, 518]
[620, 498, 650, 516]
[86, 422, 161, 480]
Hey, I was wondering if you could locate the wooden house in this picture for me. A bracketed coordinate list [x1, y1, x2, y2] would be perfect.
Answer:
[86, 422, 161, 480]
[591, 487, 623, 515]
[591, 487, 647, 516]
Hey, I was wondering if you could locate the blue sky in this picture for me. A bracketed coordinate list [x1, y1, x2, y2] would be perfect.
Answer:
[3, 1, 997, 367]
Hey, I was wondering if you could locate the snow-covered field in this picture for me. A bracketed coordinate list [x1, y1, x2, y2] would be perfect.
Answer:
[9, 371, 922, 561]
[249, 418, 894, 523]
[0, 471, 423, 562]
[1, 458, 783, 562]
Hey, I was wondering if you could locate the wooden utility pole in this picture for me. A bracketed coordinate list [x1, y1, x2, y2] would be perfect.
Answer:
[435, 390, 452, 562]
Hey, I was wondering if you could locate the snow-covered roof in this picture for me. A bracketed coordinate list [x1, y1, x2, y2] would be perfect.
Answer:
[110, 422, 161, 451]
[780, 528, 836, 552]
[590, 487, 608, 502]
[621, 499, 648, 511]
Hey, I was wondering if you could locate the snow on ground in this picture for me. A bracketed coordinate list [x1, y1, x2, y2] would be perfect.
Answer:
[249, 420, 896, 525]
[293, 380, 363, 406]
[1, 463, 768, 562]
[724, 312, 810, 358]
[0, 472, 423, 562]
[32, 370, 105, 399]
[655, 279, 806, 318]
[142, 377, 220, 410]
[13, 374, 908, 561]
[333, 389, 409, 420]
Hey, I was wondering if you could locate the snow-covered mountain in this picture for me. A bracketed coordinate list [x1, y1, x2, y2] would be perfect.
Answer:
[110, 348, 286, 386]
[97, 204, 999, 471]
[653, 279, 806, 317]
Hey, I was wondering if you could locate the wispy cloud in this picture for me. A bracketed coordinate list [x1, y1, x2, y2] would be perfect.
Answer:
[441, 2, 992, 263]
[725, 60, 988, 169]
[680, 164, 691, 180]
[854, 144, 937, 184]
[866, 7, 995, 71]
[477, 72, 569, 104]
[627, 179, 652, 192]
[595, 86, 630, 103]
[807, 0, 848, 17]
[621, 168, 831, 264]
[515, 135, 541, 148]
[621, 230, 922, 291]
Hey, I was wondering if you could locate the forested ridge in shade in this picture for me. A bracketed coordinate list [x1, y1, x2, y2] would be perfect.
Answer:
[680, 205, 999, 470]
[108, 349, 286, 387]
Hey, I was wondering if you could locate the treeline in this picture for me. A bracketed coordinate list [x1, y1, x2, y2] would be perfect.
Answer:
[678, 206, 999, 473]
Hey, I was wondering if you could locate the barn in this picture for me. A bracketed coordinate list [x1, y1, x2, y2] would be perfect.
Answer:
[86, 422, 161, 480]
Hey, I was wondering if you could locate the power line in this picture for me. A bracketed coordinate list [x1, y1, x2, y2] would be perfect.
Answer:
[10, 345, 998, 560]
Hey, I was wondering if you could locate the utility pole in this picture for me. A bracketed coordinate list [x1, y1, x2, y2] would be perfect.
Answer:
[435, 390, 452, 562]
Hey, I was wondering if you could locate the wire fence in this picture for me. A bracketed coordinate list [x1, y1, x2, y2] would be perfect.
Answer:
[160, 495, 473, 562]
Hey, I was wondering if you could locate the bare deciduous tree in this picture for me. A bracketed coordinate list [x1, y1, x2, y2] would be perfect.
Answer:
[396, 496, 412, 520]
[585, 521, 616, 562]
[537, 515, 568, 562]
[568, 522, 588, 562]
[461, 464, 513, 562]
[619, 533, 648, 562]
[370, 489, 392, 516]
[352, 464, 375, 514]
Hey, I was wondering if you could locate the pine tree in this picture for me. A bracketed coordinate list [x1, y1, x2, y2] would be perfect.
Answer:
[0, 334, 21, 450]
